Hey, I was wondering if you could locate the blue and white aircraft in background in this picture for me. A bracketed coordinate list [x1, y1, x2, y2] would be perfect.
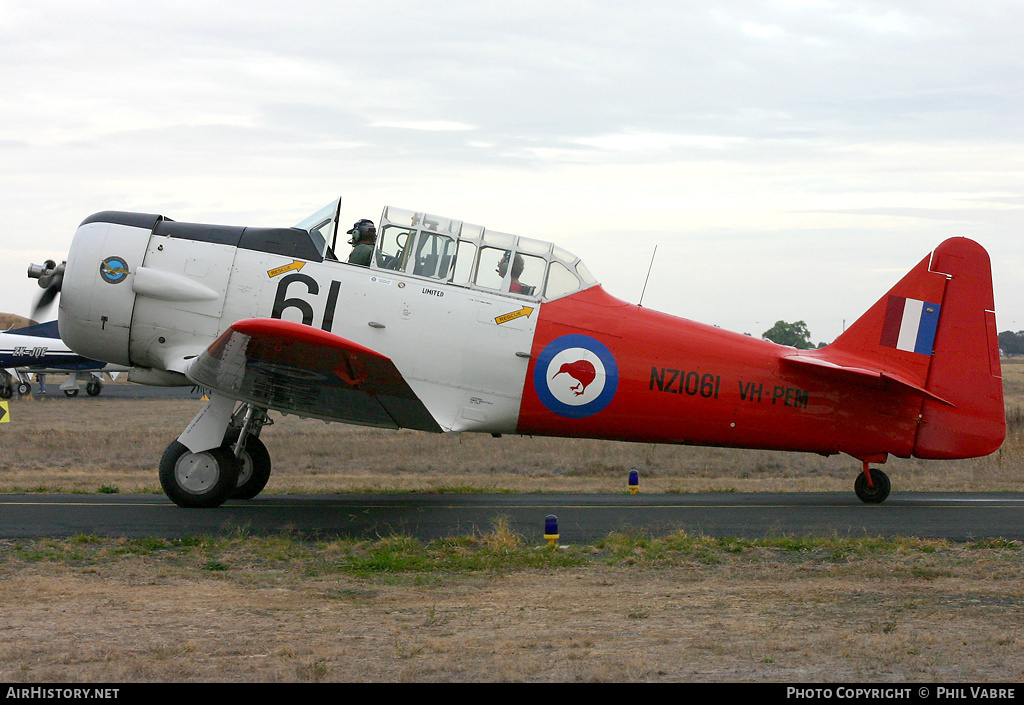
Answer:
[0, 320, 126, 398]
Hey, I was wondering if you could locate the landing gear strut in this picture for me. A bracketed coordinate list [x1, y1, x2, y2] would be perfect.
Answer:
[159, 398, 273, 508]
[226, 405, 272, 500]
[854, 462, 891, 504]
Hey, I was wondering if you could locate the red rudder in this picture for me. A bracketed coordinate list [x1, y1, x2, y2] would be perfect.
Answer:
[912, 237, 1005, 459]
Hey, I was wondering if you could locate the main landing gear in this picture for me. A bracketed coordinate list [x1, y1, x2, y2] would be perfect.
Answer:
[854, 461, 891, 504]
[159, 400, 273, 508]
[1, 374, 31, 398]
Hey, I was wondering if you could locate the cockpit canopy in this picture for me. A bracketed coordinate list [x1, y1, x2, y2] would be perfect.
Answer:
[296, 198, 599, 302]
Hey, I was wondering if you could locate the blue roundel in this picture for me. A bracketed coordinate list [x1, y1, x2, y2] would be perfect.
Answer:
[99, 256, 130, 284]
[533, 334, 618, 418]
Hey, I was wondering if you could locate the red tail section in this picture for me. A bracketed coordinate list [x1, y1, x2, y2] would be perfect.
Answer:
[913, 239, 1005, 458]
[820, 237, 1004, 459]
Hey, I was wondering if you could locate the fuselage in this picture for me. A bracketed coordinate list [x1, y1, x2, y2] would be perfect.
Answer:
[57, 206, 934, 462]
[0, 323, 118, 374]
[522, 286, 922, 460]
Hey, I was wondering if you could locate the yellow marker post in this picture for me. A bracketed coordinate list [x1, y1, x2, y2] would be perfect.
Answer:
[0, 401, 10, 423]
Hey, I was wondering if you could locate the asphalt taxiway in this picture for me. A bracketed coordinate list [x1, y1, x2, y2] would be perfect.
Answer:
[3, 492, 1023, 543]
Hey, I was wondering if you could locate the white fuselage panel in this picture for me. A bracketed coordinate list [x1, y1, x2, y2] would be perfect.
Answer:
[224, 251, 539, 433]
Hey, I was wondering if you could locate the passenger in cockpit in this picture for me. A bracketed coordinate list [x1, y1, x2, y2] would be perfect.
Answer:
[497, 251, 526, 293]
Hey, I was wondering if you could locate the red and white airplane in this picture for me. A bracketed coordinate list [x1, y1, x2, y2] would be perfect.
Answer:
[37, 197, 1005, 507]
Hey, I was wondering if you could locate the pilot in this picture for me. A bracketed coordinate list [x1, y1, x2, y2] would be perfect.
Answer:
[346, 219, 377, 266]
[497, 251, 526, 293]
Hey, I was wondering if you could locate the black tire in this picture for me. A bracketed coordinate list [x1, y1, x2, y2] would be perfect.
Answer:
[229, 434, 272, 500]
[64, 389, 79, 397]
[855, 468, 891, 504]
[16, 382, 30, 396]
[159, 441, 240, 508]
[0, 385, 11, 400]
[86, 380, 102, 396]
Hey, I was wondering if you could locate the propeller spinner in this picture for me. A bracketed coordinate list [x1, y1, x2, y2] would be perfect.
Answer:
[27, 259, 65, 320]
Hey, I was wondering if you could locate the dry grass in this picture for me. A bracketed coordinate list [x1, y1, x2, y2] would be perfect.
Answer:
[3, 362, 1024, 496]
[2, 361, 1024, 682]
[2, 397, 1022, 496]
[1, 533, 1023, 682]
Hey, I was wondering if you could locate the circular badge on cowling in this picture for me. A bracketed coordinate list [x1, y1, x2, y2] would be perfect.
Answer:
[99, 256, 130, 284]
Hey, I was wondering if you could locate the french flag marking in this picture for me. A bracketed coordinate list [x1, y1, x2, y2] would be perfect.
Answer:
[880, 296, 941, 354]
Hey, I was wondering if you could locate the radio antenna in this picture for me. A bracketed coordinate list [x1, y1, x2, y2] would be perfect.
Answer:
[639, 245, 657, 307]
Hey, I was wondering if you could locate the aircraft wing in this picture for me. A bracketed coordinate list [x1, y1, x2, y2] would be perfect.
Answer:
[780, 353, 953, 406]
[185, 318, 442, 432]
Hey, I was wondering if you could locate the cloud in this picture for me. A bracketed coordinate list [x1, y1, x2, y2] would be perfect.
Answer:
[2, 1, 1024, 341]
[369, 120, 477, 132]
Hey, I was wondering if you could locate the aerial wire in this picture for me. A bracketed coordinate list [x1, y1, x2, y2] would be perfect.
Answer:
[639, 245, 657, 307]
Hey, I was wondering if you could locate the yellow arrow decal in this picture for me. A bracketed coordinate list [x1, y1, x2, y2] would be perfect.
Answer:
[268, 261, 305, 278]
[495, 306, 535, 325]
[0, 401, 9, 423]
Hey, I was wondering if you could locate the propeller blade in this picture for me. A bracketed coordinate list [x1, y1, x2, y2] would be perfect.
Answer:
[38, 283, 59, 307]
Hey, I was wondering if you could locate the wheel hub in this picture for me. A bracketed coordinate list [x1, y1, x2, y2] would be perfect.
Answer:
[174, 451, 221, 493]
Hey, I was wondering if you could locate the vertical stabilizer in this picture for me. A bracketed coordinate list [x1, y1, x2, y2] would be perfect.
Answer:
[913, 238, 1005, 458]
[824, 237, 1004, 459]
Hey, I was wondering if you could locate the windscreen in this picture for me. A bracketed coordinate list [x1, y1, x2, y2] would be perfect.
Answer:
[294, 197, 342, 258]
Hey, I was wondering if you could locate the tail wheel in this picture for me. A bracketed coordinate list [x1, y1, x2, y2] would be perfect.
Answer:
[159, 441, 240, 508]
[229, 434, 272, 500]
[855, 467, 891, 504]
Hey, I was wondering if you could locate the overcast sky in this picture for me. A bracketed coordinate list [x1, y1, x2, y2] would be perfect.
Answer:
[2, 0, 1022, 343]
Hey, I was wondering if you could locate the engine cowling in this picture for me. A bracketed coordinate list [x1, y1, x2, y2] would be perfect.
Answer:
[58, 210, 306, 384]
[59, 212, 163, 368]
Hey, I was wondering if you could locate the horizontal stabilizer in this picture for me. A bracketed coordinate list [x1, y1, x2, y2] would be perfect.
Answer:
[781, 353, 953, 405]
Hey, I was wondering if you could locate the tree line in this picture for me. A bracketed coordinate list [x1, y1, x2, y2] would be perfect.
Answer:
[998, 330, 1024, 356]
[763, 321, 1024, 356]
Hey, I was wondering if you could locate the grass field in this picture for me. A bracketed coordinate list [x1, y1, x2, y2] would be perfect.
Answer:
[2, 531, 1023, 682]
[3, 358, 1024, 497]
[1, 360, 1023, 682]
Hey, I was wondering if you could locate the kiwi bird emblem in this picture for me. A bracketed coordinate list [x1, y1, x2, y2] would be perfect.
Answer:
[552, 360, 597, 396]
